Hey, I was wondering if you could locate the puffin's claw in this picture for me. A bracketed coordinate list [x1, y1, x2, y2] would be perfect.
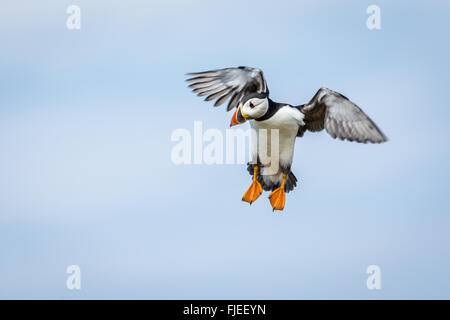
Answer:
[242, 165, 263, 204]
[242, 179, 263, 204]
[269, 187, 285, 211]
[269, 174, 287, 211]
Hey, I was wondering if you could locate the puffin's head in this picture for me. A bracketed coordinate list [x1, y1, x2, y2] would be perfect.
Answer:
[230, 93, 269, 127]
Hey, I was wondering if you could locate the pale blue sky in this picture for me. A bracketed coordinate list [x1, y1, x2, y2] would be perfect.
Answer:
[1, 0, 450, 299]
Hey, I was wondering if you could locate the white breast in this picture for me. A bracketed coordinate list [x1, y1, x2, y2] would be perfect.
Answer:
[250, 106, 304, 172]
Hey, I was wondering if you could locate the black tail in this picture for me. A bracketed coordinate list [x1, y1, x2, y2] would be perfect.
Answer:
[247, 163, 298, 193]
[284, 172, 298, 193]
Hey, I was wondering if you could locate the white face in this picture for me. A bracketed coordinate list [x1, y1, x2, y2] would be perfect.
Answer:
[240, 97, 269, 120]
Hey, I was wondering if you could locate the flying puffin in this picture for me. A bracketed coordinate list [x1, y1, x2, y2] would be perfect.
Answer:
[186, 66, 387, 211]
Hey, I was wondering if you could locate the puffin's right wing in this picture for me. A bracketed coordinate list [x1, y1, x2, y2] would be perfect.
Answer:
[298, 88, 387, 143]
[186, 66, 268, 111]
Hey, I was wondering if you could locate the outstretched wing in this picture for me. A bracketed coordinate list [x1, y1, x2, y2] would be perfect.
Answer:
[186, 66, 269, 111]
[297, 88, 387, 143]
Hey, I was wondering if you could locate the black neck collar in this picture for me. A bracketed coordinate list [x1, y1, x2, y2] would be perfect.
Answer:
[255, 99, 284, 121]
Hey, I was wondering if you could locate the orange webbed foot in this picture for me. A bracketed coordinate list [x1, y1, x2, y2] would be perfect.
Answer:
[269, 174, 287, 211]
[242, 165, 263, 205]
[242, 179, 263, 204]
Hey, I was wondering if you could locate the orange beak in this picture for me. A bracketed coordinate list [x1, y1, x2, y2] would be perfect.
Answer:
[230, 107, 240, 127]
[230, 106, 246, 127]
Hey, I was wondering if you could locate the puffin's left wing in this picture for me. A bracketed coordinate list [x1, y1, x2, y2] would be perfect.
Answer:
[298, 88, 387, 143]
[186, 66, 268, 111]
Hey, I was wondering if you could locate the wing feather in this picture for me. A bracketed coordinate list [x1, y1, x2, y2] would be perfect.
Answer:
[196, 84, 226, 96]
[186, 66, 269, 111]
[214, 90, 235, 107]
[227, 91, 242, 111]
[299, 88, 387, 143]
[205, 88, 229, 101]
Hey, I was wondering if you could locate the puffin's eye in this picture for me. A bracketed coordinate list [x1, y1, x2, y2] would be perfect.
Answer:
[249, 102, 255, 108]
